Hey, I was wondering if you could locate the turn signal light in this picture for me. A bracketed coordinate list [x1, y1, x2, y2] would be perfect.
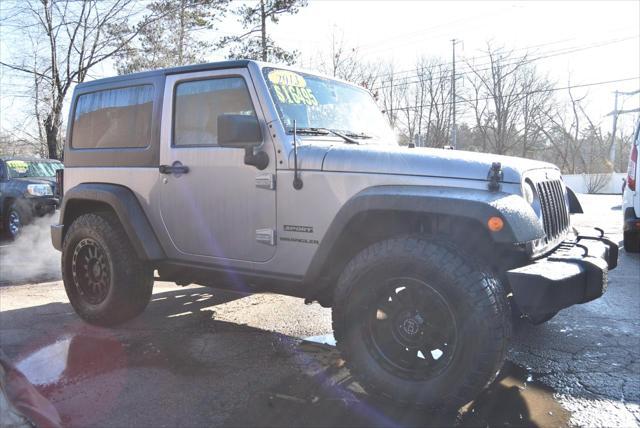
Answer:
[488, 216, 504, 232]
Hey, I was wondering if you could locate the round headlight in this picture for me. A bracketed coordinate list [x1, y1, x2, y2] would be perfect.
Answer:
[523, 181, 535, 205]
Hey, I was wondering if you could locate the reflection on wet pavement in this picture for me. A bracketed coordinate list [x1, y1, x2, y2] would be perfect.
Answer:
[16, 335, 127, 390]
[11, 325, 572, 428]
[225, 335, 570, 427]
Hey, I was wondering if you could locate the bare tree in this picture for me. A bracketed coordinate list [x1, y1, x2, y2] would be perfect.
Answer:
[541, 85, 615, 192]
[392, 57, 453, 147]
[378, 63, 407, 131]
[464, 44, 554, 155]
[0, 131, 43, 157]
[1, 0, 157, 159]
[615, 125, 635, 173]
[518, 67, 555, 158]
[316, 28, 382, 90]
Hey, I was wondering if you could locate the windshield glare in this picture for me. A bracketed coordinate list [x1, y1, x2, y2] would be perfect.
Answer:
[264, 68, 396, 144]
[6, 160, 62, 178]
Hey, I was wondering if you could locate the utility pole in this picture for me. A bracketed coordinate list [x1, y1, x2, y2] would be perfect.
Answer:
[607, 89, 640, 166]
[450, 39, 461, 149]
[609, 90, 619, 164]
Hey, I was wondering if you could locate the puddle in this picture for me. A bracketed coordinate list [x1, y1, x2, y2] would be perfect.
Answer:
[15, 334, 127, 389]
[460, 362, 570, 427]
[227, 334, 571, 427]
[303, 334, 337, 347]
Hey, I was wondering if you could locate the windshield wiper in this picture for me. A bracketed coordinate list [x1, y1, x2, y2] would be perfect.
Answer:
[290, 127, 360, 145]
[343, 132, 373, 140]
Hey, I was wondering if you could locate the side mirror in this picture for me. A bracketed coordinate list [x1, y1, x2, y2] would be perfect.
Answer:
[218, 114, 262, 148]
[217, 114, 268, 170]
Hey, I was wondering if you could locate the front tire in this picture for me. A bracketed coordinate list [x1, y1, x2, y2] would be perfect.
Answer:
[62, 212, 153, 326]
[332, 237, 511, 410]
[3, 203, 27, 239]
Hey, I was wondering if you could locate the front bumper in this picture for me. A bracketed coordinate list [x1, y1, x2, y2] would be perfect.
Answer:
[51, 223, 63, 251]
[27, 196, 59, 216]
[506, 233, 618, 319]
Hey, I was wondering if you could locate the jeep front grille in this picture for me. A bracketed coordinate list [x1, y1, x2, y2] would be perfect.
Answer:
[536, 179, 569, 242]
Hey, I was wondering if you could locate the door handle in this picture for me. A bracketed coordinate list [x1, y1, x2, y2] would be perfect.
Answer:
[159, 162, 189, 175]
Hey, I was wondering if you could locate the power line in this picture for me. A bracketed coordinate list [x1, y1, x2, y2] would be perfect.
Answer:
[388, 76, 640, 112]
[369, 36, 638, 92]
[357, 5, 515, 53]
[369, 36, 580, 82]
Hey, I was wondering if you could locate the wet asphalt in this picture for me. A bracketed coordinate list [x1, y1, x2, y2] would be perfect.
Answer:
[0, 194, 638, 427]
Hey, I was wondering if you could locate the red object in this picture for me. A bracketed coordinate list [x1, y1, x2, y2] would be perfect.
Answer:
[0, 350, 62, 428]
[627, 143, 637, 191]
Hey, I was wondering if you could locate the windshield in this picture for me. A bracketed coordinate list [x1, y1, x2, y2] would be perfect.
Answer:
[6, 160, 63, 178]
[263, 68, 396, 144]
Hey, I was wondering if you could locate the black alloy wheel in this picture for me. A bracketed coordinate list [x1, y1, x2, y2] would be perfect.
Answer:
[72, 238, 111, 305]
[366, 278, 457, 381]
[7, 209, 22, 238]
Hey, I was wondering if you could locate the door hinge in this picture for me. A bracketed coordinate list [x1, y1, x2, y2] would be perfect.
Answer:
[256, 228, 276, 246]
[255, 173, 276, 190]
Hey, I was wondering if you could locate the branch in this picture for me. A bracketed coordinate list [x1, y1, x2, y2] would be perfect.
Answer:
[0, 61, 52, 81]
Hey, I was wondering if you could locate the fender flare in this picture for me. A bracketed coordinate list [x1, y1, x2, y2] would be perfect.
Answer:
[565, 185, 584, 214]
[53, 183, 165, 261]
[303, 185, 545, 286]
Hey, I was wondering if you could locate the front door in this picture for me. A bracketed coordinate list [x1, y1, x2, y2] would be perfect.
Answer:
[158, 69, 276, 263]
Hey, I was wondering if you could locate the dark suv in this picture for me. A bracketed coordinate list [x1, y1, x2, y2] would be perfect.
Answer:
[0, 157, 63, 239]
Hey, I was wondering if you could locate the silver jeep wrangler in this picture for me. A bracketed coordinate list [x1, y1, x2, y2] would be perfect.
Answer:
[51, 60, 617, 409]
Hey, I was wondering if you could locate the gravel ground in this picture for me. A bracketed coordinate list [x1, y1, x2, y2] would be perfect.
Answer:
[0, 194, 637, 427]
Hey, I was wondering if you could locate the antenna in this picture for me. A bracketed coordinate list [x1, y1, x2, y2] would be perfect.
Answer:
[292, 120, 303, 190]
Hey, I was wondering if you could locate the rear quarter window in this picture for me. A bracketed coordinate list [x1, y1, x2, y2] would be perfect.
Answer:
[71, 85, 154, 149]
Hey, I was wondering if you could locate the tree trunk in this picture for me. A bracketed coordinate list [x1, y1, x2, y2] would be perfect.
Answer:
[44, 114, 60, 160]
[178, 0, 185, 64]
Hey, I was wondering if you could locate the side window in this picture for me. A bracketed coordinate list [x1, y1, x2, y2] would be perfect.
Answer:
[173, 77, 256, 147]
[72, 85, 154, 149]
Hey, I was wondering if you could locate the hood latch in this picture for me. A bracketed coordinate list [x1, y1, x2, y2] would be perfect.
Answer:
[487, 162, 503, 192]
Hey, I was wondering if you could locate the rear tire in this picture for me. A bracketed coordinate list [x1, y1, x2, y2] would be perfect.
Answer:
[623, 230, 640, 253]
[62, 212, 153, 326]
[332, 237, 511, 410]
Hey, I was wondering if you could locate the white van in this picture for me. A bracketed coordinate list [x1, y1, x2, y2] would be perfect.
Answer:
[622, 119, 640, 252]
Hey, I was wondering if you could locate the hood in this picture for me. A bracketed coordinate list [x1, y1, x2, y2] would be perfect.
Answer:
[294, 143, 558, 183]
[11, 176, 56, 185]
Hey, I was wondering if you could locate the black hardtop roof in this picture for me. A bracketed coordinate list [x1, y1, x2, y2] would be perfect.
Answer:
[1, 156, 62, 162]
[76, 60, 252, 89]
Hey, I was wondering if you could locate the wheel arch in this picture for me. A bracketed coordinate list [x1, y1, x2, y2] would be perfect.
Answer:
[55, 183, 165, 261]
[2, 196, 15, 217]
[303, 185, 543, 304]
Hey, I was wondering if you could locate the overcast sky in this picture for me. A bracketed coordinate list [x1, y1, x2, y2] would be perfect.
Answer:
[1, 0, 639, 134]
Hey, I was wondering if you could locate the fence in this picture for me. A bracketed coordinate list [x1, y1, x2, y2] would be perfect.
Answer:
[562, 173, 627, 194]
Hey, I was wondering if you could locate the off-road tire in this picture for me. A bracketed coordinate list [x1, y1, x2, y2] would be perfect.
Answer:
[62, 212, 153, 326]
[332, 237, 511, 410]
[623, 230, 640, 253]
